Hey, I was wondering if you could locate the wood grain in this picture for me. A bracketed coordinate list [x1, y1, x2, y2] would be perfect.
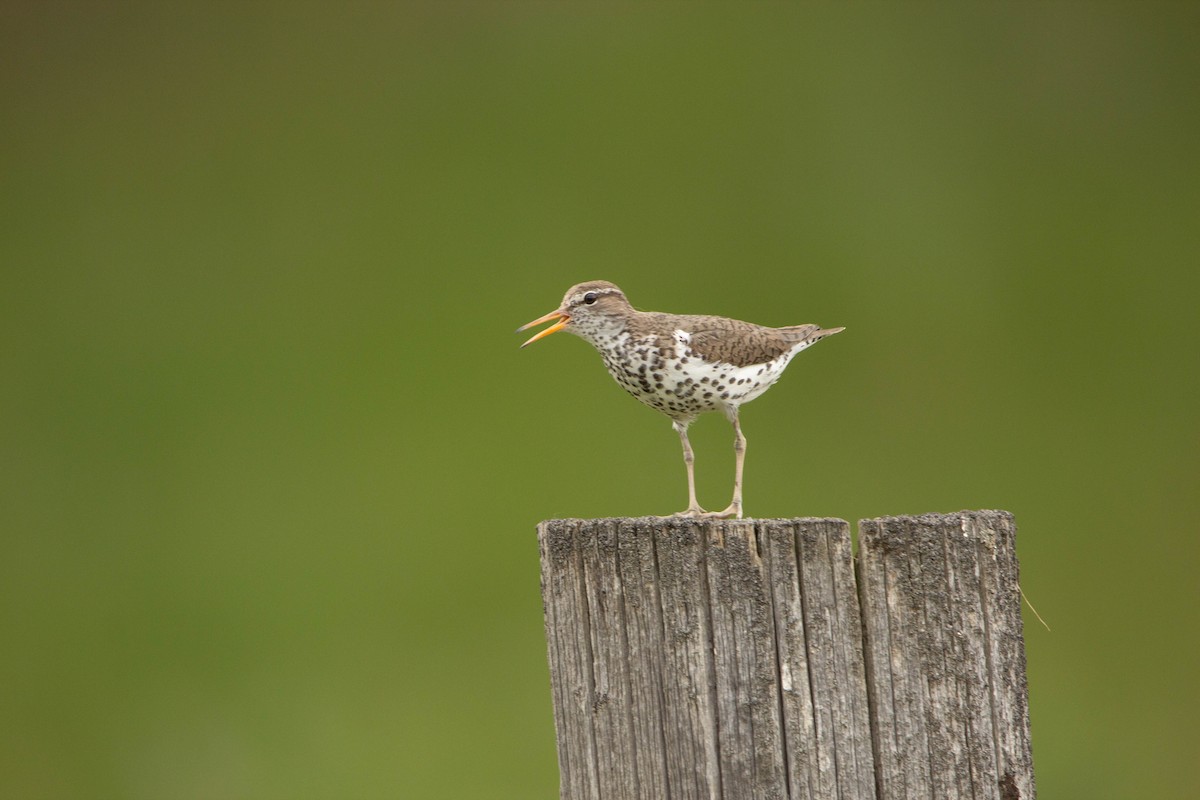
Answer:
[539, 517, 882, 799]
[539, 512, 1034, 799]
[857, 511, 1035, 800]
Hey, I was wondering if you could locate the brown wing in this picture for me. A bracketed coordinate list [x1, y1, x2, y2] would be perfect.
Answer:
[675, 315, 826, 368]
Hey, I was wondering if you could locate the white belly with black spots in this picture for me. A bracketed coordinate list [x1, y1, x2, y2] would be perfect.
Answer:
[590, 331, 806, 420]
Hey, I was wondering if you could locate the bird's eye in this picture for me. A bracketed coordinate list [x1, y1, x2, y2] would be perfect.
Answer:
[583, 292, 598, 305]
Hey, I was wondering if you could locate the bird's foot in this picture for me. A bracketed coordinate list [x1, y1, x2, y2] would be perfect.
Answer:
[671, 505, 709, 518]
[668, 503, 743, 519]
[703, 503, 743, 520]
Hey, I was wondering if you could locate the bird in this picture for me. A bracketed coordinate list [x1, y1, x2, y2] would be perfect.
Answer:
[517, 280, 843, 519]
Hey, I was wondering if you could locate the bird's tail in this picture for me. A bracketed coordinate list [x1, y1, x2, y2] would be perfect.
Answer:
[814, 326, 845, 339]
[782, 324, 845, 346]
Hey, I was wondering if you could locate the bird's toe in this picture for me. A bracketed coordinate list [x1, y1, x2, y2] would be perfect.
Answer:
[671, 506, 708, 518]
[703, 504, 743, 520]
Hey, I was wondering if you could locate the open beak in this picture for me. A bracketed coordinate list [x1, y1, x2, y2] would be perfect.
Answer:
[516, 310, 570, 348]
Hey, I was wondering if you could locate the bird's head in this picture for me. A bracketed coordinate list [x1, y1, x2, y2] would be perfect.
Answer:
[517, 281, 631, 347]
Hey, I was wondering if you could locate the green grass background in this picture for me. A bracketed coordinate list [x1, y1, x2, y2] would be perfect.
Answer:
[3, 3, 1197, 798]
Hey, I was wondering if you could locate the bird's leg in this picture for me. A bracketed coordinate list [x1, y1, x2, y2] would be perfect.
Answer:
[671, 420, 707, 517]
[708, 407, 745, 519]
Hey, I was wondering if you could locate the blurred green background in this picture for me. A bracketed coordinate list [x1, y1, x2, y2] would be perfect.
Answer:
[3, 3, 1197, 798]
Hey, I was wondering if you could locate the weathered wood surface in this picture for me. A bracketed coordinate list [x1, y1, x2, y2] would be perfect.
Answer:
[857, 511, 1034, 800]
[539, 517, 877, 800]
[539, 511, 1036, 800]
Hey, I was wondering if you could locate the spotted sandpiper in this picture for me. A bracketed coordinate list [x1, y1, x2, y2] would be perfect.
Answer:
[517, 281, 843, 519]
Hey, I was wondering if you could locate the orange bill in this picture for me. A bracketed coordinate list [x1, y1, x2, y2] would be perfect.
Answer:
[517, 310, 570, 347]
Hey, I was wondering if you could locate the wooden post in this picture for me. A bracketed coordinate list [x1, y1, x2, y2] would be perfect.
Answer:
[538, 512, 1035, 800]
[857, 511, 1034, 800]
